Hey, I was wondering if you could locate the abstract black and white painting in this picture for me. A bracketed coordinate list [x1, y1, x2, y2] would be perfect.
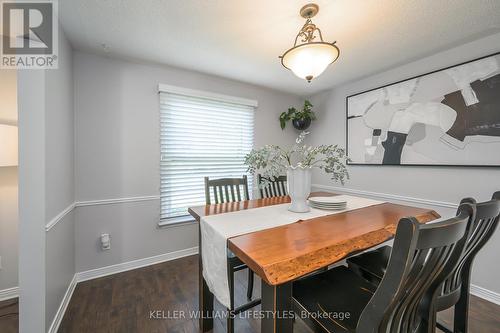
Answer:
[347, 53, 500, 166]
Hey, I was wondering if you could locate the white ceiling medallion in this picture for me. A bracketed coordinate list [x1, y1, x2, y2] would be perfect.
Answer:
[279, 3, 340, 82]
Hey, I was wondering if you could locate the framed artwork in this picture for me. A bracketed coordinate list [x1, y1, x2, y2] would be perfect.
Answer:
[346, 52, 500, 166]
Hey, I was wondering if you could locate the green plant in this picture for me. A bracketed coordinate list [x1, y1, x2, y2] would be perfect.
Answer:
[279, 100, 317, 130]
[245, 131, 350, 188]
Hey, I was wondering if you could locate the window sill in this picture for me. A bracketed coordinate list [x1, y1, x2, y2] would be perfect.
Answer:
[158, 215, 196, 229]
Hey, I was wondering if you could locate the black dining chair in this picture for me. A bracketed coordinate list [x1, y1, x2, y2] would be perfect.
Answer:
[204, 176, 260, 333]
[257, 174, 287, 198]
[292, 203, 475, 333]
[346, 191, 500, 333]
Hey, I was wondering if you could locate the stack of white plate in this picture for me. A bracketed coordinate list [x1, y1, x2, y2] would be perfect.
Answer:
[308, 197, 347, 210]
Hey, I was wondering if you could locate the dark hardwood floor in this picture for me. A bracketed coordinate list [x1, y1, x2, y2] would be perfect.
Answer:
[0, 297, 18, 333]
[1, 254, 499, 332]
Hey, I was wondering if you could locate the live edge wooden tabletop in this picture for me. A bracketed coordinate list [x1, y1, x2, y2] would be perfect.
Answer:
[188, 192, 440, 286]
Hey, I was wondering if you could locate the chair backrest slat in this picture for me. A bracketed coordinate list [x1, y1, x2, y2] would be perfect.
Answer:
[212, 185, 218, 204]
[220, 186, 224, 203]
[236, 184, 242, 201]
[258, 174, 287, 198]
[204, 176, 249, 205]
[280, 180, 287, 196]
[271, 181, 277, 197]
[357, 203, 475, 333]
[229, 185, 235, 202]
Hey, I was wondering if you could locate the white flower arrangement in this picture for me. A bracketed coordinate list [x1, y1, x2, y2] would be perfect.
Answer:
[245, 131, 350, 188]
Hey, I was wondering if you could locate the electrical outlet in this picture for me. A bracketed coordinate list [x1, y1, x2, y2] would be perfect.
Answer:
[100, 234, 111, 250]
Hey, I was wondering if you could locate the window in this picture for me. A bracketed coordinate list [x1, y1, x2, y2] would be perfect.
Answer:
[159, 85, 256, 225]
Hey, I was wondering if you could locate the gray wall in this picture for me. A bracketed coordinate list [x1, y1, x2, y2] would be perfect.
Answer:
[0, 70, 18, 292]
[44, 28, 76, 331]
[309, 32, 500, 294]
[73, 51, 302, 272]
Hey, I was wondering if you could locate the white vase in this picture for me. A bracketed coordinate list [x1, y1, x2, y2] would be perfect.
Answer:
[286, 166, 312, 213]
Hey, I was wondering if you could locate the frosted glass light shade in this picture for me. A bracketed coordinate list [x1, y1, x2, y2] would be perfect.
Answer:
[0, 124, 18, 167]
[281, 42, 339, 82]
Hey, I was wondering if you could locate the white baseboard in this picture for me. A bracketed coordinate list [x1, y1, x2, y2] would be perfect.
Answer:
[471, 284, 500, 305]
[0, 286, 19, 301]
[76, 246, 199, 282]
[48, 274, 78, 333]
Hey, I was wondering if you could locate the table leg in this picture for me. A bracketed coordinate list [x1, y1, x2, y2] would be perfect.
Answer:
[199, 226, 213, 332]
[261, 281, 293, 333]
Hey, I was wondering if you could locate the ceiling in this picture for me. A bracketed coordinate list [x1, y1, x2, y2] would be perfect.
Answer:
[59, 0, 500, 96]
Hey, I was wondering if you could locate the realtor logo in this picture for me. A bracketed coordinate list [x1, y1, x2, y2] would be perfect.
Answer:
[1, 0, 58, 68]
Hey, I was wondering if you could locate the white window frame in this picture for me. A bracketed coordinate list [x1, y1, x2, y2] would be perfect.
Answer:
[158, 84, 257, 227]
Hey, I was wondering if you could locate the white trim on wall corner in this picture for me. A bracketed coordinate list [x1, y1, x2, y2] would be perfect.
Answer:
[45, 203, 76, 232]
[76, 246, 199, 282]
[471, 284, 500, 306]
[45, 195, 161, 231]
[0, 286, 19, 301]
[312, 184, 458, 209]
[47, 274, 77, 333]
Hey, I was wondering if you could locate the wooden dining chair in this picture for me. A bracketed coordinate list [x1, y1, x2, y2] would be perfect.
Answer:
[257, 174, 287, 198]
[204, 175, 250, 204]
[204, 176, 259, 333]
[292, 203, 474, 333]
[346, 191, 500, 333]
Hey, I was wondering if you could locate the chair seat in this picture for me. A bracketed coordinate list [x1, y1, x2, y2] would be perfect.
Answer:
[347, 246, 391, 284]
[292, 266, 377, 332]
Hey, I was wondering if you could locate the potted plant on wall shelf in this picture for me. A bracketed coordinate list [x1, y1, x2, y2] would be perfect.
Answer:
[279, 100, 316, 130]
[245, 131, 350, 213]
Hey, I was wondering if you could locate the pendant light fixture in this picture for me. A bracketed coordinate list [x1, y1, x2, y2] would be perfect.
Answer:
[279, 3, 340, 82]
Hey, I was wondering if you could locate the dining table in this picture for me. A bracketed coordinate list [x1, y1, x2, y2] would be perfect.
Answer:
[188, 191, 440, 333]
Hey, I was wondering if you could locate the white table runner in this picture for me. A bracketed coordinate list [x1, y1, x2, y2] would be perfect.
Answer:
[200, 194, 384, 308]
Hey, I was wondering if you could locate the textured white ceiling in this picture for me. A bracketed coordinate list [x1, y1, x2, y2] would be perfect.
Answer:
[59, 0, 500, 96]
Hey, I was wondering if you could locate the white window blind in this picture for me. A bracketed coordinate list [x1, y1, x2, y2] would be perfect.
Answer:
[159, 88, 255, 223]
